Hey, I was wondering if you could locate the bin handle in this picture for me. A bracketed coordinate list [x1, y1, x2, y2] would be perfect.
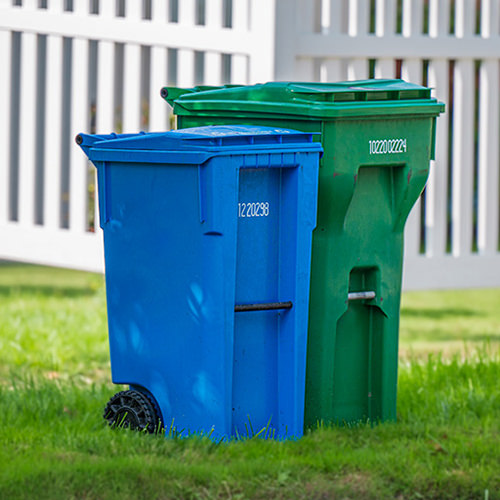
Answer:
[347, 291, 376, 301]
[234, 301, 293, 312]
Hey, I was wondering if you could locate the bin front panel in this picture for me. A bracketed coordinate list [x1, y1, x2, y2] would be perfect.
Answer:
[232, 167, 281, 436]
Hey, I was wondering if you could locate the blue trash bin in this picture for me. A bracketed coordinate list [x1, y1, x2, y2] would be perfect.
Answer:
[77, 125, 322, 440]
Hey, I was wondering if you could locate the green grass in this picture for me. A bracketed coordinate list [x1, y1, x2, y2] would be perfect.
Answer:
[0, 261, 499, 499]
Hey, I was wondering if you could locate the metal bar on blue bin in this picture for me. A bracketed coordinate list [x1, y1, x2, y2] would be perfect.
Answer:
[234, 301, 293, 312]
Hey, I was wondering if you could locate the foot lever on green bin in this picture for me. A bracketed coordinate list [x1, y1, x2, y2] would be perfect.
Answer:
[234, 301, 293, 312]
[347, 291, 376, 301]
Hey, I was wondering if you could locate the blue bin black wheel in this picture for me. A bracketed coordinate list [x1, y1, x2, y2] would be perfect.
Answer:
[103, 390, 160, 434]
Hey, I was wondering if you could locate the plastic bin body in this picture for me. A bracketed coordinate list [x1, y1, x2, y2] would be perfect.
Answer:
[162, 80, 444, 426]
[78, 126, 321, 439]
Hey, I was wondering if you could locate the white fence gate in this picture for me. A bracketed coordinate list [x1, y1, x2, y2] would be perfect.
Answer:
[1, 0, 500, 290]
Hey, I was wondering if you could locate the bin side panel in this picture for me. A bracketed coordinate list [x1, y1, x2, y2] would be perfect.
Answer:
[232, 158, 318, 439]
[99, 160, 236, 437]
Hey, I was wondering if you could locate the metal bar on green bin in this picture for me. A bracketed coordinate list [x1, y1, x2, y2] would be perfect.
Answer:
[234, 301, 293, 312]
[347, 291, 376, 301]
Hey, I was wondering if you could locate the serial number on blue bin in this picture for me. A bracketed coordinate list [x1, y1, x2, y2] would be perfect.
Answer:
[238, 202, 270, 218]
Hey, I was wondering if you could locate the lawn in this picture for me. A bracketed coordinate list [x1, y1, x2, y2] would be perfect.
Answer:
[0, 261, 498, 500]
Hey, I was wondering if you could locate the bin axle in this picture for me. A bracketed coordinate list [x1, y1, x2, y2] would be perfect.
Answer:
[347, 291, 376, 301]
[234, 301, 293, 312]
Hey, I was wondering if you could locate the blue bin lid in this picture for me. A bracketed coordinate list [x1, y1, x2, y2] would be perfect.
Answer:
[77, 125, 323, 165]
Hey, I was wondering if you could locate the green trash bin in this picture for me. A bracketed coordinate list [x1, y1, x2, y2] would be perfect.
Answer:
[161, 80, 445, 426]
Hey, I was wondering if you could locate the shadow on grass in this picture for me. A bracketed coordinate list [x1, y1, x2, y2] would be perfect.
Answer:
[404, 332, 500, 343]
[0, 284, 98, 298]
[0, 260, 103, 298]
[401, 307, 481, 319]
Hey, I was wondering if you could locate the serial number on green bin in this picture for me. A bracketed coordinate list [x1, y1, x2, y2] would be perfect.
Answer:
[238, 202, 270, 218]
[369, 138, 407, 155]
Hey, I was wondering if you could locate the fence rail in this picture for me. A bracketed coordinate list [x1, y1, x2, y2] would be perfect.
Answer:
[1, 0, 500, 290]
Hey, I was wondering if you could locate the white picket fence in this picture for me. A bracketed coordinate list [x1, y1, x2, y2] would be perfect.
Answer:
[277, 0, 500, 290]
[0, 0, 274, 271]
[1, 0, 500, 290]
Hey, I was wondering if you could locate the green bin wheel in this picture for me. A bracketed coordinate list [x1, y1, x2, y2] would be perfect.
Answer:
[103, 390, 160, 433]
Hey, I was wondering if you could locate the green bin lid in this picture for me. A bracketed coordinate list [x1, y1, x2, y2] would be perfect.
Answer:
[162, 79, 445, 119]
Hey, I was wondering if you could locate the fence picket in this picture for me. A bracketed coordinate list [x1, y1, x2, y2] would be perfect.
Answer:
[177, 49, 195, 87]
[274, 0, 298, 80]
[179, 0, 196, 26]
[96, 1, 115, 133]
[477, 59, 499, 255]
[375, 59, 395, 78]
[294, 0, 321, 80]
[375, 0, 396, 78]
[122, 43, 142, 132]
[149, 46, 169, 131]
[348, 59, 368, 80]
[450, 2, 476, 257]
[44, 34, 64, 230]
[348, 0, 369, 79]
[402, 59, 423, 258]
[348, 0, 370, 36]
[204, 52, 222, 85]
[426, 59, 449, 258]
[323, 60, 344, 82]
[204, 0, 223, 86]
[231, 54, 248, 84]
[248, 0, 276, 83]
[121, 3, 142, 132]
[18, 31, 37, 227]
[206, 0, 223, 27]
[451, 59, 475, 257]
[329, 0, 348, 34]
[376, 0, 396, 36]
[69, 37, 89, 234]
[72, 0, 88, 15]
[481, 0, 500, 38]
[96, 41, 114, 133]
[429, 0, 450, 38]
[455, 0, 475, 38]
[402, 0, 423, 37]
[151, 0, 168, 23]
[233, 0, 248, 31]
[0, 29, 11, 225]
